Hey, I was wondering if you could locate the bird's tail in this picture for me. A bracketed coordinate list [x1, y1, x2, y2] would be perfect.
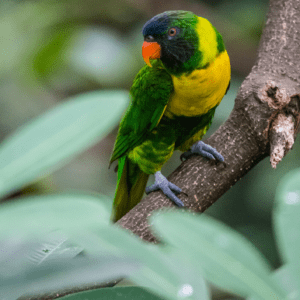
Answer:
[112, 155, 149, 222]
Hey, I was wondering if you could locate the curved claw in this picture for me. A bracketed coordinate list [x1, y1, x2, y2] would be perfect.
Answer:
[180, 150, 193, 162]
[190, 141, 224, 162]
[146, 171, 184, 207]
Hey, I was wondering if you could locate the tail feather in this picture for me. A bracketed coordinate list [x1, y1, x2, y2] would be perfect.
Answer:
[112, 156, 149, 222]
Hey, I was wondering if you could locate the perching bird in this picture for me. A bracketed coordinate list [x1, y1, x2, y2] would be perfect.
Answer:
[110, 10, 231, 222]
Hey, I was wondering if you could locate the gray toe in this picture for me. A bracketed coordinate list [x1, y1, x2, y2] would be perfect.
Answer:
[146, 171, 184, 207]
[191, 141, 224, 162]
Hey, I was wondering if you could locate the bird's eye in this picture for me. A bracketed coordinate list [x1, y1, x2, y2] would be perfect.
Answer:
[168, 28, 177, 36]
[145, 35, 154, 42]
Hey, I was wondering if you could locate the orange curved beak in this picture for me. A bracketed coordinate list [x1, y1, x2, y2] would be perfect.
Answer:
[142, 41, 161, 67]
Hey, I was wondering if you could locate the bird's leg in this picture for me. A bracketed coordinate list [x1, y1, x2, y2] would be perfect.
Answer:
[180, 141, 224, 162]
[145, 171, 184, 207]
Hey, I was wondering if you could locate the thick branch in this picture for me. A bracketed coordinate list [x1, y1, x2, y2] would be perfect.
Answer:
[117, 0, 300, 242]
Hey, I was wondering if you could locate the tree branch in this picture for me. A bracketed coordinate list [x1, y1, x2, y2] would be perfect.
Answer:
[117, 0, 300, 242]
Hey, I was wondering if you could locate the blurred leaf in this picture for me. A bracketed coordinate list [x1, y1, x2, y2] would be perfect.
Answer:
[130, 247, 209, 300]
[0, 194, 140, 299]
[0, 90, 128, 198]
[92, 226, 209, 300]
[152, 211, 285, 300]
[0, 192, 111, 237]
[0, 238, 138, 300]
[247, 264, 299, 300]
[272, 265, 299, 300]
[274, 168, 300, 289]
[0, 193, 209, 300]
[60, 286, 165, 300]
[25, 230, 84, 265]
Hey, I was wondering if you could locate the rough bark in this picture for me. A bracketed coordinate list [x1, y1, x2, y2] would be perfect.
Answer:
[117, 0, 300, 242]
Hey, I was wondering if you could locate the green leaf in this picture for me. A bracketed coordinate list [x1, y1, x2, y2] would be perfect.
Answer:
[152, 210, 285, 300]
[247, 265, 298, 300]
[0, 237, 138, 300]
[0, 90, 128, 198]
[25, 230, 84, 265]
[0, 193, 207, 300]
[92, 226, 210, 300]
[274, 168, 300, 289]
[0, 194, 140, 299]
[60, 286, 165, 300]
[130, 246, 209, 300]
[272, 265, 299, 300]
[0, 192, 111, 237]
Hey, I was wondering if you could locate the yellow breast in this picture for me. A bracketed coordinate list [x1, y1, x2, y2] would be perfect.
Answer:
[164, 50, 231, 118]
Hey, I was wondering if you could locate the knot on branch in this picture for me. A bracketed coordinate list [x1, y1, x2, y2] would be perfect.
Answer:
[269, 113, 294, 168]
[260, 80, 290, 109]
[260, 80, 300, 168]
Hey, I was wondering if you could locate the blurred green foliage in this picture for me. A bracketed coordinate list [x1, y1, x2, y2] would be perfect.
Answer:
[0, 0, 299, 299]
[60, 286, 165, 300]
[0, 90, 128, 198]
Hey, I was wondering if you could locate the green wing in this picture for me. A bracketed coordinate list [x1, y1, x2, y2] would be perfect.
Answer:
[110, 61, 173, 164]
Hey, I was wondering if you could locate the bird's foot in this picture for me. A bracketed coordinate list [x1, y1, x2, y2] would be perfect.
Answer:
[180, 141, 224, 162]
[145, 171, 184, 207]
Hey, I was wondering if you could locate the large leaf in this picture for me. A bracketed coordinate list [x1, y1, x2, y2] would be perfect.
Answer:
[92, 225, 210, 300]
[0, 90, 128, 198]
[272, 265, 299, 300]
[0, 193, 208, 300]
[130, 246, 209, 300]
[60, 286, 164, 300]
[25, 230, 84, 265]
[0, 192, 208, 300]
[152, 211, 285, 300]
[248, 265, 299, 300]
[0, 192, 111, 237]
[0, 236, 138, 300]
[274, 168, 300, 289]
[0, 194, 140, 299]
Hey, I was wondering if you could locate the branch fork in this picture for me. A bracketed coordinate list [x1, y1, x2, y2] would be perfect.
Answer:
[260, 80, 300, 168]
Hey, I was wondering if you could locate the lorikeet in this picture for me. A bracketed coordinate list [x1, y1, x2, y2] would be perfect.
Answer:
[110, 10, 231, 222]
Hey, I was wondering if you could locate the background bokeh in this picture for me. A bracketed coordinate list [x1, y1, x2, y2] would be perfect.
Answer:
[1, 0, 297, 272]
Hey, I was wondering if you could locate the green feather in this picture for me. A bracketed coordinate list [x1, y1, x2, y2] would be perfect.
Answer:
[213, 26, 226, 54]
[110, 60, 173, 221]
[110, 60, 173, 164]
[112, 156, 149, 222]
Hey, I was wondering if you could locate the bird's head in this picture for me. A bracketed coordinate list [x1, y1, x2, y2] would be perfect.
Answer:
[142, 10, 225, 76]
